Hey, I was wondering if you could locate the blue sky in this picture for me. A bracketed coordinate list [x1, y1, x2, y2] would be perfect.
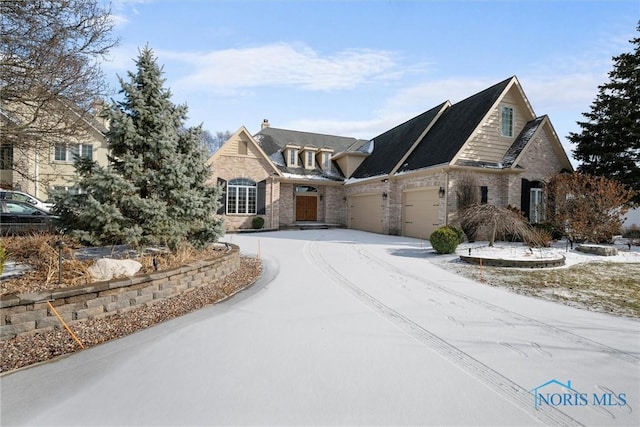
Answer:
[103, 0, 639, 165]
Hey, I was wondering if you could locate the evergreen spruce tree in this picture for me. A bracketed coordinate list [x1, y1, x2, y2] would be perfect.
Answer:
[56, 46, 223, 248]
[570, 22, 640, 204]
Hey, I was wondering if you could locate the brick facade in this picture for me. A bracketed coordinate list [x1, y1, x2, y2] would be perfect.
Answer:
[208, 79, 572, 237]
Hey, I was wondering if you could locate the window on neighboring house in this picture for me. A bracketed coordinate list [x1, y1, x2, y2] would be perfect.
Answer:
[0, 144, 13, 169]
[53, 185, 86, 195]
[530, 187, 544, 223]
[54, 143, 93, 162]
[227, 178, 257, 214]
[480, 186, 488, 204]
[288, 149, 298, 167]
[501, 106, 514, 137]
[306, 151, 314, 168]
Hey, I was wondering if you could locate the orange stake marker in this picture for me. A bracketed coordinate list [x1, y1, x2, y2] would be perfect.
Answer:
[47, 301, 84, 349]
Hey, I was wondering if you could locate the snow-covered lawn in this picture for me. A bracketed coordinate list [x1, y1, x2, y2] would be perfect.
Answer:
[434, 239, 640, 318]
[1, 229, 638, 426]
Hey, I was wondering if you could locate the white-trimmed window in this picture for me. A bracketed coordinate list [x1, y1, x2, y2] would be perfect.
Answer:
[227, 178, 257, 214]
[501, 106, 514, 137]
[306, 151, 314, 168]
[323, 152, 330, 169]
[54, 143, 93, 162]
[288, 149, 298, 167]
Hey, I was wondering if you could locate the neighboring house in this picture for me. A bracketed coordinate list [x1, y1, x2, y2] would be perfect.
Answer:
[0, 101, 109, 201]
[208, 76, 573, 237]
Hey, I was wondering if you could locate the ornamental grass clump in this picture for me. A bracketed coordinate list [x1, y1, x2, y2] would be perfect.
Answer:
[430, 227, 460, 254]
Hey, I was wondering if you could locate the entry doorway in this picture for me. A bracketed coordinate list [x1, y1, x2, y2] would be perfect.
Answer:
[295, 186, 318, 221]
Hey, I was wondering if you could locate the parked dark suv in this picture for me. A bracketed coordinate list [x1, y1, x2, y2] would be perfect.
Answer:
[0, 200, 59, 235]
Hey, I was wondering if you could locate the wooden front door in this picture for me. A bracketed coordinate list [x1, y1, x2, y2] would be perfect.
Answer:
[296, 195, 317, 221]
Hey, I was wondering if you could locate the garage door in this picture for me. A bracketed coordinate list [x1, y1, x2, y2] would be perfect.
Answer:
[402, 188, 439, 239]
[349, 194, 383, 234]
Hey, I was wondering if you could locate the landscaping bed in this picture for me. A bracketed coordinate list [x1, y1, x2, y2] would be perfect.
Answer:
[0, 256, 260, 373]
[0, 235, 261, 373]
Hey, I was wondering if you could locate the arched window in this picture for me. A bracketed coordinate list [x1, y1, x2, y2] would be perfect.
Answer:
[227, 178, 257, 214]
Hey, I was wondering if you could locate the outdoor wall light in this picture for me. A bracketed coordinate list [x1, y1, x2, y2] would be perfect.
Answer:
[319, 194, 323, 201]
[438, 187, 445, 198]
[382, 192, 388, 199]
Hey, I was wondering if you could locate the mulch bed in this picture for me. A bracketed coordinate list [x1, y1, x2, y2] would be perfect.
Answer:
[1, 256, 261, 373]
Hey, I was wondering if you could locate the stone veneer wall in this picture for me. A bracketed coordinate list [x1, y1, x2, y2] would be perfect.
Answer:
[0, 244, 241, 341]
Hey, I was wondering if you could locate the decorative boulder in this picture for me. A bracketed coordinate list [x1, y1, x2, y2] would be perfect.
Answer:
[89, 258, 142, 281]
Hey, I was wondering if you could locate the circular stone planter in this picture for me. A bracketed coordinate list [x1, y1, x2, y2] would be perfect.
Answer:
[459, 247, 565, 268]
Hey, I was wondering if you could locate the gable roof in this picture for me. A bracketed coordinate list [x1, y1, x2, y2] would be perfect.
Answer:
[209, 126, 282, 176]
[503, 115, 573, 171]
[397, 77, 514, 173]
[502, 116, 546, 167]
[351, 102, 448, 179]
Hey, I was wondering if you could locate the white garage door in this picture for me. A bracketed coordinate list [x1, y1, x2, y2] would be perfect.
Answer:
[349, 194, 383, 234]
[402, 188, 439, 239]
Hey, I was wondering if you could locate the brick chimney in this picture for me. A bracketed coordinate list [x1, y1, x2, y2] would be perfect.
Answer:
[261, 119, 270, 130]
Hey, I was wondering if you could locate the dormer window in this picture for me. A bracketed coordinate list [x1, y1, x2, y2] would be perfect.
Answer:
[317, 149, 334, 171]
[322, 152, 330, 169]
[285, 144, 301, 167]
[299, 147, 317, 170]
[501, 105, 514, 137]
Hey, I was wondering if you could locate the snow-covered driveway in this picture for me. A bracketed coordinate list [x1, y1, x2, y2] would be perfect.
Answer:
[2, 229, 638, 426]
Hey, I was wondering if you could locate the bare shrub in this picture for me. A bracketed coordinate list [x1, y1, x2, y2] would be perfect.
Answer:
[1, 236, 225, 296]
[524, 227, 553, 248]
[547, 173, 636, 243]
[460, 204, 536, 247]
[455, 173, 480, 242]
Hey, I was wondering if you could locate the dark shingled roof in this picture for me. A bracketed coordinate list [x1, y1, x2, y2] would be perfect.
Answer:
[351, 102, 447, 179]
[398, 77, 513, 172]
[502, 116, 546, 167]
[255, 127, 367, 154]
[253, 126, 368, 180]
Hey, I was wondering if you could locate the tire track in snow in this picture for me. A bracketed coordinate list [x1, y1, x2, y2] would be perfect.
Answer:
[304, 240, 582, 427]
[353, 243, 640, 367]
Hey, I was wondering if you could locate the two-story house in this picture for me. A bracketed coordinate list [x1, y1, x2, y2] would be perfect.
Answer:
[209, 76, 573, 237]
[0, 101, 109, 201]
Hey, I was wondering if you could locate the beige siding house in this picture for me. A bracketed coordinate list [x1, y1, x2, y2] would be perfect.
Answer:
[208, 76, 573, 236]
[0, 103, 109, 201]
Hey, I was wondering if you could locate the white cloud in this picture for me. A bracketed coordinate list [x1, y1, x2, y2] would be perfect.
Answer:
[164, 43, 398, 94]
[519, 74, 604, 113]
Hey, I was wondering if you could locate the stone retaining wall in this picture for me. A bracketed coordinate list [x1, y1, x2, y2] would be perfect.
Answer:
[576, 244, 619, 256]
[0, 244, 240, 341]
[459, 254, 566, 268]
